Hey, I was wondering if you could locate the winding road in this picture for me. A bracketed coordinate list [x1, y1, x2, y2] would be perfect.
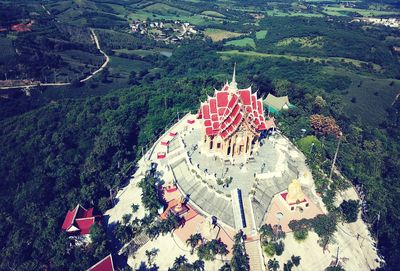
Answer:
[0, 29, 110, 90]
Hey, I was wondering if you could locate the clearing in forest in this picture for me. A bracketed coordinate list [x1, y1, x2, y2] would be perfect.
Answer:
[225, 37, 256, 48]
[276, 36, 324, 48]
[143, 3, 191, 16]
[204, 28, 243, 42]
[256, 30, 267, 39]
[201, 10, 225, 18]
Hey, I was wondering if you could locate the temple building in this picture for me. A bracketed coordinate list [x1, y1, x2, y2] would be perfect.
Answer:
[61, 204, 100, 236]
[197, 66, 275, 162]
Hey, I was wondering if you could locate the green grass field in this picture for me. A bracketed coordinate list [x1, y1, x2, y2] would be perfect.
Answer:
[128, 10, 208, 25]
[256, 30, 268, 40]
[218, 50, 381, 70]
[113, 49, 155, 57]
[323, 6, 400, 17]
[204, 28, 243, 42]
[265, 9, 323, 17]
[201, 10, 225, 18]
[109, 56, 151, 76]
[143, 3, 191, 16]
[297, 136, 322, 155]
[225, 37, 256, 48]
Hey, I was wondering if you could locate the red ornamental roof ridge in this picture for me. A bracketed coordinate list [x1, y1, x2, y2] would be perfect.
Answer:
[198, 81, 272, 139]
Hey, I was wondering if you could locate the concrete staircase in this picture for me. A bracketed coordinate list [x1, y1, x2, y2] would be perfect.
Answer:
[245, 240, 265, 271]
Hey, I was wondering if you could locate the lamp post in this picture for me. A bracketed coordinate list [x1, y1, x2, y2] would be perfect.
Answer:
[329, 132, 343, 182]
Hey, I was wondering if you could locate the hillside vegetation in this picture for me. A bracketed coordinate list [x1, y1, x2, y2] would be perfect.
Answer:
[0, 0, 400, 270]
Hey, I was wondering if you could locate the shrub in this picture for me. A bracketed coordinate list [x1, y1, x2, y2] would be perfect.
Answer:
[293, 229, 308, 241]
[263, 242, 276, 257]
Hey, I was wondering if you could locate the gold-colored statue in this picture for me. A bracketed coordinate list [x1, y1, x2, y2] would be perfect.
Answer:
[175, 195, 185, 212]
[286, 179, 305, 204]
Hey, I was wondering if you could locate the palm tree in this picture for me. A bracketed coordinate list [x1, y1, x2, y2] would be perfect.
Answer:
[186, 233, 202, 254]
[268, 258, 280, 271]
[192, 259, 205, 271]
[173, 255, 187, 269]
[218, 263, 231, 271]
[259, 224, 273, 242]
[145, 248, 159, 265]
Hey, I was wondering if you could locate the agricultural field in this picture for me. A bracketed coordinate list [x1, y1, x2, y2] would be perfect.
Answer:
[256, 30, 268, 40]
[218, 50, 380, 71]
[323, 6, 400, 17]
[204, 28, 244, 42]
[109, 56, 151, 76]
[276, 36, 324, 49]
[201, 10, 225, 18]
[225, 37, 256, 48]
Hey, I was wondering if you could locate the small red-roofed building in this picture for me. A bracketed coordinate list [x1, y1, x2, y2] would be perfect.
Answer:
[87, 254, 117, 271]
[61, 204, 100, 236]
[197, 65, 275, 160]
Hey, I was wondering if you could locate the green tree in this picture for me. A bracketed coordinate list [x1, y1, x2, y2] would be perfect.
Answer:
[219, 263, 231, 271]
[173, 255, 188, 269]
[131, 203, 140, 213]
[260, 224, 274, 242]
[326, 266, 345, 271]
[192, 259, 205, 271]
[145, 248, 159, 265]
[186, 233, 202, 254]
[284, 260, 293, 271]
[274, 241, 284, 256]
[90, 223, 110, 260]
[268, 258, 280, 271]
[340, 200, 359, 223]
[230, 231, 249, 271]
[291, 255, 301, 266]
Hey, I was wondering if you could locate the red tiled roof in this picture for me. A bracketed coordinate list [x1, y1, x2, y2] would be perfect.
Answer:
[198, 83, 272, 139]
[61, 205, 98, 235]
[161, 141, 169, 146]
[61, 205, 80, 230]
[87, 254, 115, 271]
[75, 217, 95, 235]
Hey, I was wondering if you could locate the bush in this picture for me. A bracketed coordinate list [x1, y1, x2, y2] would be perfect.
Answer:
[263, 242, 276, 257]
[293, 229, 308, 241]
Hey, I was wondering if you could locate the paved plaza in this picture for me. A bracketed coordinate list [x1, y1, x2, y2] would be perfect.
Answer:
[150, 114, 321, 229]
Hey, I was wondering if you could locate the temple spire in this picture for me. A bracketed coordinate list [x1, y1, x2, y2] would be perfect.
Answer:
[229, 63, 238, 92]
[232, 63, 236, 83]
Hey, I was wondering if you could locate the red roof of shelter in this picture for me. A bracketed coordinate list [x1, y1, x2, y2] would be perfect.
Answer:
[87, 254, 115, 271]
[61, 204, 98, 235]
[198, 67, 273, 139]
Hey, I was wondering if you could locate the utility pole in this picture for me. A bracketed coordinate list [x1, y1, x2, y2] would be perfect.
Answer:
[329, 132, 343, 182]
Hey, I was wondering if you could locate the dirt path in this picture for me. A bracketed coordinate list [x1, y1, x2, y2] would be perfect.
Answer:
[0, 29, 109, 90]
[80, 29, 110, 82]
[391, 91, 400, 106]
